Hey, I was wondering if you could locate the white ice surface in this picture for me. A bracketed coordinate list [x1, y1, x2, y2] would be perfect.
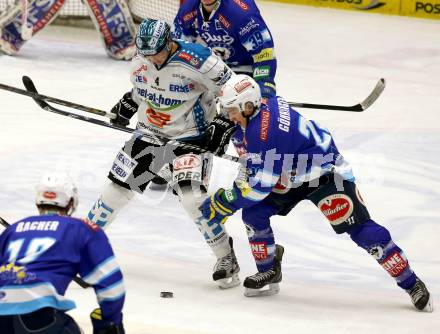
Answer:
[1, 3, 440, 334]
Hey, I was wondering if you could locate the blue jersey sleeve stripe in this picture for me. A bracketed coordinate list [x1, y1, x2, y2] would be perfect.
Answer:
[96, 280, 125, 303]
[82, 256, 121, 285]
[243, 188, 270, 201]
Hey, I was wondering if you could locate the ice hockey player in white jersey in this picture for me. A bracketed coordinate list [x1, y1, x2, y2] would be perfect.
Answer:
[87, 18, 240, 289]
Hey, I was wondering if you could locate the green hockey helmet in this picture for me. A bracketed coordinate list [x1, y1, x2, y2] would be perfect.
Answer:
[136, 19, 171, 56]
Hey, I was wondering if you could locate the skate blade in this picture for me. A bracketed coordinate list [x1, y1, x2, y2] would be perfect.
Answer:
[422, 295, 434, 313]
[217, 274, 240, 289]
[244, 283, 280, 297]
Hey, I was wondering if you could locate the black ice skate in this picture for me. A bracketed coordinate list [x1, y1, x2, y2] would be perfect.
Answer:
[406, 277, 434, 312]
[243, 244, 284, 297]
[213, 237, 240, 289]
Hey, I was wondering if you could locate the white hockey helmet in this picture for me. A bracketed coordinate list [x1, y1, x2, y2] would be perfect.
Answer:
[217, 74, 261, 118]
[35, 172, 78, 216]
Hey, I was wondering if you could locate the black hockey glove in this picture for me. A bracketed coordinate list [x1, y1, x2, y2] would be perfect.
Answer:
[205, 115, 236, 156]
[110, 92, 138, 127]
[90, 308, 125, 334]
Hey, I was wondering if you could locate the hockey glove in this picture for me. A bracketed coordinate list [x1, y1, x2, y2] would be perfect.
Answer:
[205, 116, 236, 156]
[199, 188, 237, 225]
[90, 308, 125, 334]
[110, 92, 138, 127]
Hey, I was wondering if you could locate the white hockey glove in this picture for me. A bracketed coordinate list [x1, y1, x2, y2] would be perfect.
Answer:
[205, 116, 236, 156]
[110, 92, 138, 127]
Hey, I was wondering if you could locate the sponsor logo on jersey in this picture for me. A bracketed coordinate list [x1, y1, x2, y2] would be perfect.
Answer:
[135, 75, 147, 83]
[0, 263, 36, 283]
[218, 14, 231, 29]
[183, 9, 197, 22]
[415, 1, 440, 14]
[253, 66, 270, 79]
[132, 64, 148, 76]
[250, 242, 268, 260]
[232, 0, 249, 11]
[380, 252, 408, 277]
[169, 83, 195, 93]
[146, 108, 171, 128]
[260, 110, 270, 142]
[253, 48, 275, 63]
[177, 51, 201, 68]
[173, 154, 201, 171]
[239, 18, 259, 36]
[243, 29, 272, 51]
[82, 218, 100, 232]
[318, 194, 354, 226]
[233, 79, 252, 93]
[136, 88, 184, 109]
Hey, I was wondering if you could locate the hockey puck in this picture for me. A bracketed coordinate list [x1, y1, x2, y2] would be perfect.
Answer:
[160, 291, 174, 298]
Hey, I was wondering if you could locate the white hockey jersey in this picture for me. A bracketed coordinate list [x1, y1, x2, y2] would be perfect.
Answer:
[130, 39, 233, 140]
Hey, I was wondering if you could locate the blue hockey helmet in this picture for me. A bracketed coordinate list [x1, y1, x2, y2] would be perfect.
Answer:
[136, 19, 171, 56]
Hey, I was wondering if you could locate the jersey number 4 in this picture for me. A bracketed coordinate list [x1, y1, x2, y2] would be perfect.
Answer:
[7, 237, 56, 264]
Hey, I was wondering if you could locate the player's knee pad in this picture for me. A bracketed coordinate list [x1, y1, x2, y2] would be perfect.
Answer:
[88, 182, 134, 229]
[83, 0, 136, 60]
[179, 186, 230, 258]
[0, 0, 65, 55]
[347, 219, 391, 250]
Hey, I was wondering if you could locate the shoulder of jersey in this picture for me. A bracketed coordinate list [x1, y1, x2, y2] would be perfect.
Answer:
[173, 40, 212, 69]
[177, 0, 198, 23]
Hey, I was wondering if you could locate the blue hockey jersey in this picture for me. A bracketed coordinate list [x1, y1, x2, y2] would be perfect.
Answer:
[0, 215, 124, 325]
[174, 0, 277, 98]
[229, 96, 355, 209]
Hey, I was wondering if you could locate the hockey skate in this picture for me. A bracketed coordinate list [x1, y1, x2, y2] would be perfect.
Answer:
[243, 244, 284, 297]
[213, 237, 240, 289]
[406, 277, 434, 312]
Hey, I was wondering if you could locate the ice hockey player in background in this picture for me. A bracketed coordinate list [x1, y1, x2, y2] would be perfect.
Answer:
[0, 172, 126, 333]
[87, 18, 241, 289]
[199, 74, 433, 312]
[174, 0, 277, 99]
[0, 0, 136, 59]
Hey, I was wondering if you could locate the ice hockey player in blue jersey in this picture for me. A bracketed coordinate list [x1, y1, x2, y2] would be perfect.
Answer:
[0, 172, 126, 333]
[174, 0, 277, 99]
[199, 75, 433, 312]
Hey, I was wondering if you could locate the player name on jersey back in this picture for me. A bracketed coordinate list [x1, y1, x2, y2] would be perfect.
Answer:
[15, 220, 60, 233]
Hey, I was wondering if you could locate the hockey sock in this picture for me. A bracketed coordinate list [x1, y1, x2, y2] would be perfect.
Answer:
[243, 205, 278, 272]
[348, 219, 416, 290]
[87, 182, 134, 228]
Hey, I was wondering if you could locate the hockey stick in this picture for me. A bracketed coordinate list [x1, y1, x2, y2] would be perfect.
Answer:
[21, 76, 242, 164]
[0, 216, 91, 289]
[288, 78, 386, 112]
[0, 79, 115, 119]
